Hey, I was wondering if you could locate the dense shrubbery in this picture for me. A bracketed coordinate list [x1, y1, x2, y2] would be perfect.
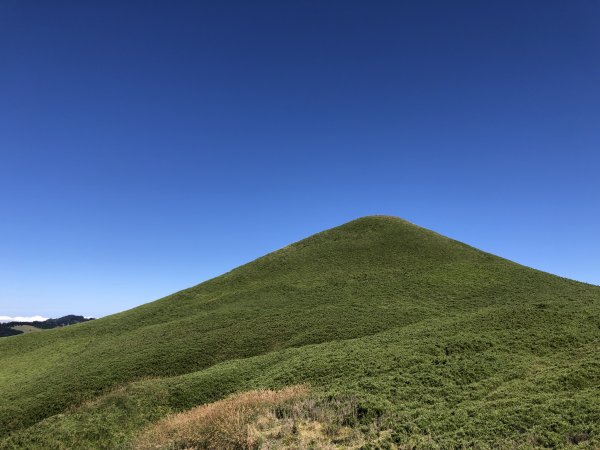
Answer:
[1, 216, 599, 448]
[0, 326, 22, 337]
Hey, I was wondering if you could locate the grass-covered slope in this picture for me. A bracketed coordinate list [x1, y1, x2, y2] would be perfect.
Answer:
[1, 216, 599, 448]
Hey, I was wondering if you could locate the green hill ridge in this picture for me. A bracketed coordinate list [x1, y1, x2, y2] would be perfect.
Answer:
[1, 216, 599, 448]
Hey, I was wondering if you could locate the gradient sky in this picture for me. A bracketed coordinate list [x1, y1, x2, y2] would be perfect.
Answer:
[1, 1, 599, 319]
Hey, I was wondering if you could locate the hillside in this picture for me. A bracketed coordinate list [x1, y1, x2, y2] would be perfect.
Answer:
[1, 216, 599, 449]
[0, 315, 93, 338]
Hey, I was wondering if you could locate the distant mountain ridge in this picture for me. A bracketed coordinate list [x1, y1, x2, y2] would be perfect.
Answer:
[0, 315, 93, 337]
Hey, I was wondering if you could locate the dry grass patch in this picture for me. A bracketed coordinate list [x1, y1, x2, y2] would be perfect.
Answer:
[134, 386, 308, 450]
[134, 386, 390, 450]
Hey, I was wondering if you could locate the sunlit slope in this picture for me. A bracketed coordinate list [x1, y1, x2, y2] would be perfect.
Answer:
[1, 216, 599, 448]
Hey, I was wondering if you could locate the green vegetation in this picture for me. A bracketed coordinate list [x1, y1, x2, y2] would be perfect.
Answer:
[10, 325, 43, 334]
[1, 216, 599, 448]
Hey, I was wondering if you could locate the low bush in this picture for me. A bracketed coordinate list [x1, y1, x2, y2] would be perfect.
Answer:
[134, 386, 395, 450]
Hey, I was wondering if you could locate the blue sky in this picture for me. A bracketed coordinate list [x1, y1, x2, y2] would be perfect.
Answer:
[1, 1, 599, 318]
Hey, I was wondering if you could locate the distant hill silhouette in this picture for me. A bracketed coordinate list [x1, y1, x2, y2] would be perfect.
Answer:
[0, 315, 93, 337]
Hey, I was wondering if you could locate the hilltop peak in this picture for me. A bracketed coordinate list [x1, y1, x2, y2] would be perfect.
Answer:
[350, 214, 405, 221]
[348, 214, 415, 225]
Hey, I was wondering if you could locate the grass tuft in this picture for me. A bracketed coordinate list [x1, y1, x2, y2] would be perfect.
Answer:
[134, 386, 395, 450]
[134, 386, 310, 449]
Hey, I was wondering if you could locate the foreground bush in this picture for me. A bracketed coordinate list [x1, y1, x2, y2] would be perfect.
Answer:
[135, 386, 309, 449]
[134, 386, 393, 449]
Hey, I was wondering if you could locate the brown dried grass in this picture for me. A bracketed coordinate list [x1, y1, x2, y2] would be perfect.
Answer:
[134, 385, 309, 450]
[134, 385, 393, 449]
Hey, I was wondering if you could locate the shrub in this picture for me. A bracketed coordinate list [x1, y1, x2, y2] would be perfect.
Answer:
[134, 386, 309, 450]
[134, 386, 393, 450]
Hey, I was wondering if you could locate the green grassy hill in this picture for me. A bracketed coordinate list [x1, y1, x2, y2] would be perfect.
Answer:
[9, 324, 43, 334]
[1, 216, 599, 449]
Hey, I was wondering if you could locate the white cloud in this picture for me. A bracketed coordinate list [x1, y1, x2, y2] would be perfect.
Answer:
[0, 315, 49, 323]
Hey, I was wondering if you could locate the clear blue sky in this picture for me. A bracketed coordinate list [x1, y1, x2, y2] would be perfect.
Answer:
[1, 1, 598, 319]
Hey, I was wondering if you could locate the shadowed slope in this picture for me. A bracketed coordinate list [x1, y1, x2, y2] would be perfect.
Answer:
[1, 216, 599, 448]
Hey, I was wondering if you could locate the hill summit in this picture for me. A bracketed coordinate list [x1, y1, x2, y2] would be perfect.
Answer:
[1, 216, 599, 449]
